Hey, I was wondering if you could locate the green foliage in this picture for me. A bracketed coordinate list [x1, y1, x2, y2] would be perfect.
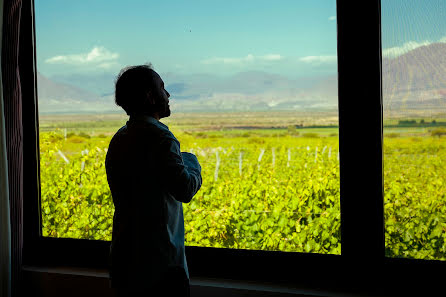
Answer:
[384, 137, 446, 260]
[193, 132, 208, 138]
[66, 135, 86, 143]
[39, 127, 446, 260]
[386, 133, 400, 138]
[40, 132, 113, 240]
[302, 132, 319, 138]
[78, 132, 91, 139]
[247, 137, 265, 144]
[182, 142, 340, 253]
[394, 119, 442, 127]
[39, 131, 341, 254]
[431, 128, 446, 137]
[287, 125, 299, 136]
[399, 120, 417, 125]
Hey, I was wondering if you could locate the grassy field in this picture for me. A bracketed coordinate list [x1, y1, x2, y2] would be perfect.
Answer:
[38, 111, 446, 259]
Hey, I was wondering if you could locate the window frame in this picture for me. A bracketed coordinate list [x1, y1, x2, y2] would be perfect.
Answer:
[20, 0, 444, 295]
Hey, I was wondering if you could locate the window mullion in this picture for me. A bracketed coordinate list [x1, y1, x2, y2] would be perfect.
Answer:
[337, 0, 385, 263]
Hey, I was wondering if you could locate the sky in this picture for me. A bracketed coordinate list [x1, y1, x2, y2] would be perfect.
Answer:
[381, 0, 446, 58]
[35, 0, 446, 79]
[35, 0, 338, 78]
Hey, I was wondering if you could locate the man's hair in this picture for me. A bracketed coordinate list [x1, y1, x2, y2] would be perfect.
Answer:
[115, 63, 159, 115]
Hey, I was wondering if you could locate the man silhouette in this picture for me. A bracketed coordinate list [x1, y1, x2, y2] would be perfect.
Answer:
[105, 64, 202, 296]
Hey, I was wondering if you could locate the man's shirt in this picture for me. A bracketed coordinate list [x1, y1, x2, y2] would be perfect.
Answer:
[105, 115, 202, 289]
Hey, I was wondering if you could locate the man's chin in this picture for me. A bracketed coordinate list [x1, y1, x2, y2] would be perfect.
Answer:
[159, 107, 171, 119]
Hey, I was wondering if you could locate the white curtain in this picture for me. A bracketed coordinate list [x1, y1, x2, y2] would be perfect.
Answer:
[0, 0, 12, 296]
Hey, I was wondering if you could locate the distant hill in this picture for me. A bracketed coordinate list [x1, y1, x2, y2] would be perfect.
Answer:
[39, 43, 446, 115]
[163, 71, 338, 112]
[48, 72, 116, 96]
[39, 70, 338, 113]
[37, 72, 119, 114]
[383, 42, 446, 115]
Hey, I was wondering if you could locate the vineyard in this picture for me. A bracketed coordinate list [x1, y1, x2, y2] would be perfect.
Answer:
[39, 122, 446, 260]
[384, 137, 446, 260]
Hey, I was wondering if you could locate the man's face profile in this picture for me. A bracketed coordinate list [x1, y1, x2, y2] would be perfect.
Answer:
[151, 72, 171, 119]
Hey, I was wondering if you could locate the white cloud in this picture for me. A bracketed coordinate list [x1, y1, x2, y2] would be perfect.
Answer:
[201, 54, 254, 65]
[97, 62, 119, 69]
[381, 35, 446, 58]
[299, 55, 337, 64]
[261, 54, 282, 61]
[328, 16, 336, 21]
[201, 54, 282, 65]
[382, 40, 432, 58]
[45, 46, 119, 65]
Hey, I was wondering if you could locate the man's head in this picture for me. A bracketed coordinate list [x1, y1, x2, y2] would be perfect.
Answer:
[115, 64, 171, 119]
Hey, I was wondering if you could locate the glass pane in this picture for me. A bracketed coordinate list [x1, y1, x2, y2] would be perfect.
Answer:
[383, 0, 446, 260]
[36, 0, 340, 254]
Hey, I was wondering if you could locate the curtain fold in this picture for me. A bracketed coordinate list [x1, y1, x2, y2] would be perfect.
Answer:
[1, 1, 23, 297]
[0, 1, 12, 297]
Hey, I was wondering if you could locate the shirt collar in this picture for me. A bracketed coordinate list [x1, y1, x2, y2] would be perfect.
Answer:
[128, 114, 169, 129]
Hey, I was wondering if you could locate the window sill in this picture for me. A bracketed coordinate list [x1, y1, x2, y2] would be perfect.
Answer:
[22, 265, 382, 297]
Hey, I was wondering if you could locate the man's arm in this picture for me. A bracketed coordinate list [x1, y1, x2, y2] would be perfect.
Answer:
[158, 136, 202, 203]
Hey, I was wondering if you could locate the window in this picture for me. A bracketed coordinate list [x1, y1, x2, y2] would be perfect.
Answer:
[382, 0, 446, 260]
[21, 0, 445, 293]
[35, 0, 340, 254]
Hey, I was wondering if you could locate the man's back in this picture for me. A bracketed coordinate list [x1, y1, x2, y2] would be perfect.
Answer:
[105, 115, 202, 290]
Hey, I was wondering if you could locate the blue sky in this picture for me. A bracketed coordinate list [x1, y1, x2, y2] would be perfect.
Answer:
[35, 0, 337, 78]
[381, 0, 446, 58]
[35, 0, 446, 79]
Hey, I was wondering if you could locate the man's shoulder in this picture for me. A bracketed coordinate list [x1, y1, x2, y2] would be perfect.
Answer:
[109, 125, 128, 142]
[129, 119, 180, 144]
[143, 121, 177, 141]
[110, 117, 179, 147]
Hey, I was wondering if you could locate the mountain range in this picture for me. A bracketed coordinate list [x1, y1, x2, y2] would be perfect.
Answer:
[382, 43, 446, 114]
[37, 42, 446, 114]
[37, 72, 118, 114]
[38, 70, 338, 114]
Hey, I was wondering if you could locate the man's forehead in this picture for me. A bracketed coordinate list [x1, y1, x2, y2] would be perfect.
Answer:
[151, 70, 163, 85]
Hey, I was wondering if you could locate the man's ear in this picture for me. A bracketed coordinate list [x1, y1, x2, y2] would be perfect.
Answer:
[146, 91, 156, 105]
